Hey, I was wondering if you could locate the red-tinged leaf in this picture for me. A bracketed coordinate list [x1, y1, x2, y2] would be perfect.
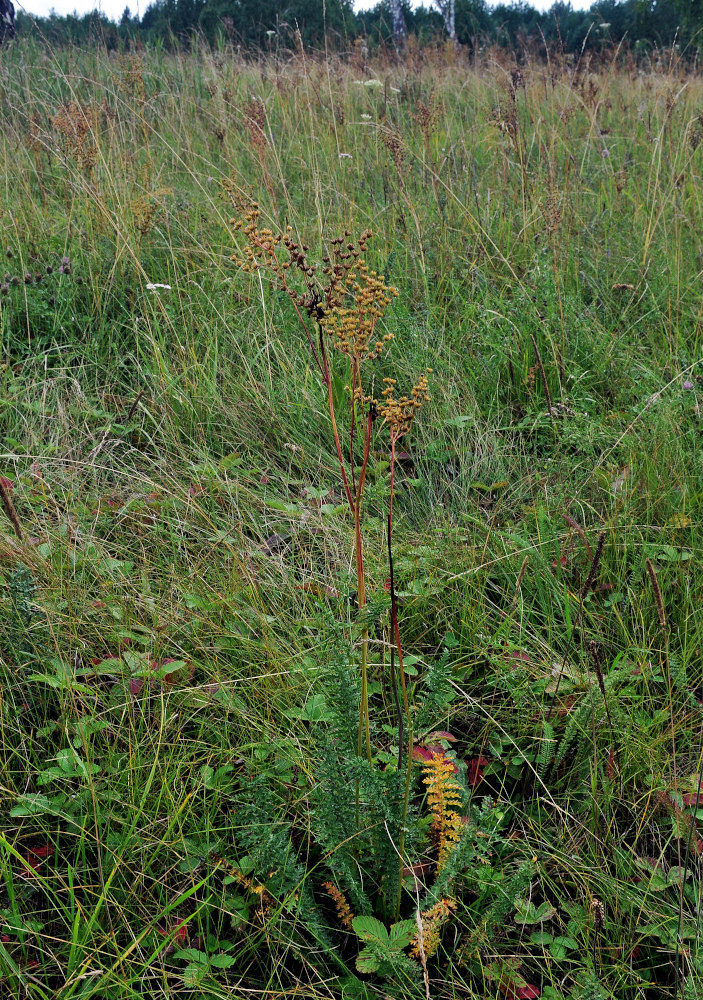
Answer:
[157, 658, 194, 685]
[425, 731, 457, 742]
[22, 844, 51, 872]
[188, 483, 204, 497]
[508, 650, 531, 663]
[129, 678, 144, 697]
[158, 920, 188, 944]
[259, 474, 270, 486]
[1, 934, 10, 942]
[515, 986, 540, 999]
[0, 477, 13, 491]
[412, 744, 459, 772]
[467, 757, 489, 786]
[682, 792, 703, 807]
[401, 861, 433, 879]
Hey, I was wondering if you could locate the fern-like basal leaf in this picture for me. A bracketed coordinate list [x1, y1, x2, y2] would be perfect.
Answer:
[422, 752, 464, 871]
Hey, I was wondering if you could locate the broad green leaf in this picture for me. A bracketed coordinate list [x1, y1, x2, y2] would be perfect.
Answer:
[534, 902, 557, 922]
[355, 946, 380, 973]
[173, 948, 208, 965]
[10, 794, 52, 817]
[209, 953, 237, 969]
[529, 931, 553, 945]
[388, 919, 417, 951]
[352, 915, 388, 944]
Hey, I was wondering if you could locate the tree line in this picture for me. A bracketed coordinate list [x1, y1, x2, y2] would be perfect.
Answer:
[13, 0, 703, 59]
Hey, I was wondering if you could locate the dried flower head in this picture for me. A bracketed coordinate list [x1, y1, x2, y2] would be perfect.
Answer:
[52, 101, 97, 171]
[230, 202, 398, 366]
[380, 370, 431, 440]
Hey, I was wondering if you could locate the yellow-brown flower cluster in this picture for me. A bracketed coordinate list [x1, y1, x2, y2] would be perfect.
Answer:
[321, 262, 398, 360]
[229, 205, 397, 354]
[229, 202, 285, 277]
[410, 897, 456, 960]
[52, 101, 98, 171]
[380, 370, 431, 440]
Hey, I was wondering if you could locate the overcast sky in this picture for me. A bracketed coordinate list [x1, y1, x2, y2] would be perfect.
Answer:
[17, 0, 596, 25]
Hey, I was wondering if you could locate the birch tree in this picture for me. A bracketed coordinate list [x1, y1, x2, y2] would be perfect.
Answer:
[433, 0, 456, 42]
[390, 0, 406, 49]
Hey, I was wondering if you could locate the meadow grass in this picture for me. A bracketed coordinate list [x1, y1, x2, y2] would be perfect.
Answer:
[0, 33, 703, 1000]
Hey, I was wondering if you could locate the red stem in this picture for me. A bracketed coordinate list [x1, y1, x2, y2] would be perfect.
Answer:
[389, 435, 409, 716]
[319, 331, 354, 514]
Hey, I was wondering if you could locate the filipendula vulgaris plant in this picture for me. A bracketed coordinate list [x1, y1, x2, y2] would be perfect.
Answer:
[229, 199, 429, 770]
[227, 202, 502, 985]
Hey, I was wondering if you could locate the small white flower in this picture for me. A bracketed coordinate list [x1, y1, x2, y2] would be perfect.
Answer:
[339, 153, 353, 159]
[146, 283, 172, 291]
[360, 114, 372, 120]
[363, 79, 383, 87]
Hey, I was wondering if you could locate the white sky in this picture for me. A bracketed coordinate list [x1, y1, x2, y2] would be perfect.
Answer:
[17, 0, 595, 25]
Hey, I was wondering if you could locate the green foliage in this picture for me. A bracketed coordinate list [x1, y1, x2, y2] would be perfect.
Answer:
[1, 36, 703, 1000]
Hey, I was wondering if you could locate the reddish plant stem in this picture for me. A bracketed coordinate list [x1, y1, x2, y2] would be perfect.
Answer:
[355, 405, 374, 762]
[319, 330, 354, 514]
[348, 357, 359, 497]
[389, 437, 409, 716]
[387, 513, 403, 771]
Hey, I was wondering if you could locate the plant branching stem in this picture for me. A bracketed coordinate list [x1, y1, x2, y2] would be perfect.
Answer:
[319, 329, 354, 513]
[355, 406, 374, 763]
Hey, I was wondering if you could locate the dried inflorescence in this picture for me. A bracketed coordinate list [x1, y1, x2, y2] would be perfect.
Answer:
[412, 96, 442, 147]
[242, 98, 267, 155]
[230, 201, 398, 361]
[381, 126, 406, 176]
[131, 195, 159, 237]
[52, 102, 98, 171]
[117, 53, 147, 107]
[380, 370, 431, 440]
[0, 477, 22, 541]
[320, 261, 397, 361]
